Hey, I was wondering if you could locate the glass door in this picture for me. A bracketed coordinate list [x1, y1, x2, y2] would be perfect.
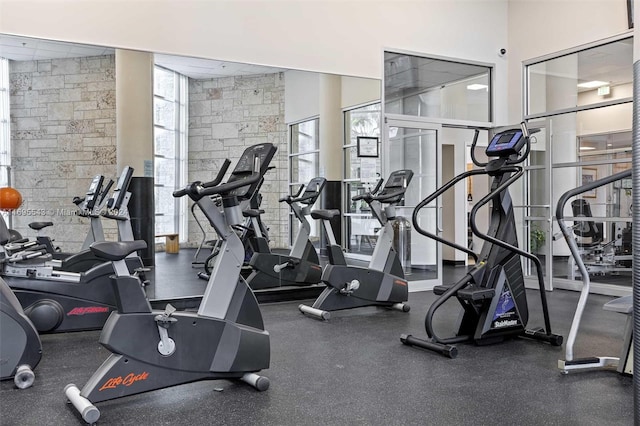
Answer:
[385, 119, 442, 291]
[382, 49, 493, 292]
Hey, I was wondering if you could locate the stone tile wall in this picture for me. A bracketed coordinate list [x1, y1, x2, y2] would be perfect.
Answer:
[188, 73, 289, 249]
[9, 55, 118, 251]
[9, 63, 289, 252]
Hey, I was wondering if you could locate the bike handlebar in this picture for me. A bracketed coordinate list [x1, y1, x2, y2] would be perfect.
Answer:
[173, 159, 232, 198]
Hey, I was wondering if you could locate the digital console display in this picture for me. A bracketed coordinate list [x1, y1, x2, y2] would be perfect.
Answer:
[486, 129, 524, 157]
[496, 132, 517, 145]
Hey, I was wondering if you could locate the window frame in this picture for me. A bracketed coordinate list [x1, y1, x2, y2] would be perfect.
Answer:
[153, 65, 188, 243]
[288, 116, 320, 246]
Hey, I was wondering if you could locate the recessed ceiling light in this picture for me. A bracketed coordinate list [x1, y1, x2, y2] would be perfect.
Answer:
[579, 146, 596, 151]
[466, 84, 488, 91]
[577, 80, 609, 89]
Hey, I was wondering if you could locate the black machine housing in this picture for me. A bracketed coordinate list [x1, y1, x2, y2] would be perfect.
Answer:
[401, 123, 562, 358]
[245, 177, 326, 290]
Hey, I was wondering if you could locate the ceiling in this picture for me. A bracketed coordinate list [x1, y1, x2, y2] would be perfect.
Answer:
[154, 53, 286, 79]
[0, 34, 113, 60]
[0, 34, 287, 79]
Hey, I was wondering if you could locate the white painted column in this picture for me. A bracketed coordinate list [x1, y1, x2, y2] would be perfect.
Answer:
[115, 49, 155, 264]
[116, 49, 153, 173]
[319, 73, 342, 181]
[318, 73, 343, 247]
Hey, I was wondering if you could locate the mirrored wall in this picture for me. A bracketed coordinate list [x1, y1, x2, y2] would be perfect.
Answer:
[0, 33, 381, 265]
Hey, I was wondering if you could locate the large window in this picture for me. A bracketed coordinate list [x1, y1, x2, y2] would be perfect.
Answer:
[384, 52, 492, 124]
[343, 103, 381, 256]
[290, 118, 319, 185]
[526, 37, 632, 117]
[153, 66, 188, 242]
[289, 118, 320, 246]
[523, 34, 633, 294]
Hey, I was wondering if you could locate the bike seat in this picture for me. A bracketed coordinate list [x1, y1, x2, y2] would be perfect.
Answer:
[311, 209, 340, 220]
[29, 222, 53, 231]
[90, 240, 147, 261]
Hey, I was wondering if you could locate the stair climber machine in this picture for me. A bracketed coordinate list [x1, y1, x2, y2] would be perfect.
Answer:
[0, 167, 148, 333]
[400, 123, 563, 358]
[27, 173, 114, 263]
[299, 170, 413, 320]
[197, 166, 275, 280]
[64, 146, 272, 425]
[245, 177, 326, 291]
[556, 168, 634, 375]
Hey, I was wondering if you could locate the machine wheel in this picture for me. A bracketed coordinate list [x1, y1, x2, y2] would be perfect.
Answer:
[13, 365, 35, 389]
[24, 299, 64, 332]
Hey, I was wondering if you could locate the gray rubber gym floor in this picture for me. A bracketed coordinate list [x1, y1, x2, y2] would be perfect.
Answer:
[0, 250, 633, 425]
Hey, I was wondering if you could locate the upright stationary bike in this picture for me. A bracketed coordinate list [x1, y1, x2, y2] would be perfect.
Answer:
[29, 173, 114, 262]
[246, 177, 326, 290]
[196, 162, 276, 280]
[64, 144, 274, 424]
[299, 170, 413, 320]
[54, 166, 136, 273]
[401, 123, 563, 358]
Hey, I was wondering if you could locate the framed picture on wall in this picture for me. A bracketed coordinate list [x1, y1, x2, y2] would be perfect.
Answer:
[582, 167, 598, 198]
[357, 136, 379, 158]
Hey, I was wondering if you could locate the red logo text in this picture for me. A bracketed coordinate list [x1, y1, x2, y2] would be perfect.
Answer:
[99, 372, 149, 391]
[67, 306, 110, 316]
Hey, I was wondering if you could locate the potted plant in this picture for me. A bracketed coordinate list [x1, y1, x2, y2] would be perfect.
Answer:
[530, 226, 546, 253]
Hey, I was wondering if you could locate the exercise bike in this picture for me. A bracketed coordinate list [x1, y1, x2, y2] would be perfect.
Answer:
[64, 144, 273, 424]
[46, 167, 135, 273]
[0, 211, 42, 389]
[556, 167, 634, 374]
[1, 167, 146, 333]
[245, 177, 326, 290]
[195, 164, 276, 281]
[27, 173, 114, 264]
[299, 170, 413, 320]
[15, 166, 136, 272]
[401, 123, 563, 358]
[0, 278, 42, 389]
